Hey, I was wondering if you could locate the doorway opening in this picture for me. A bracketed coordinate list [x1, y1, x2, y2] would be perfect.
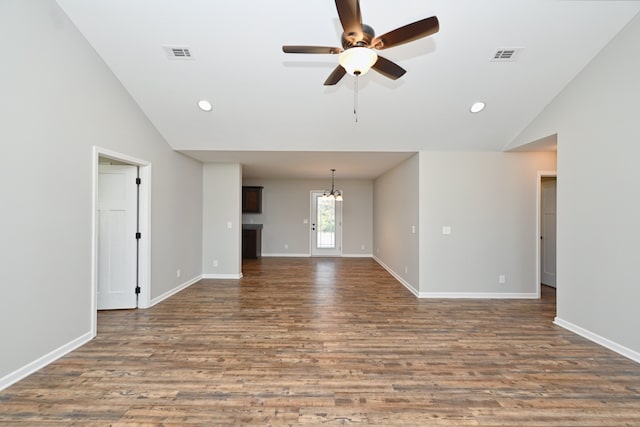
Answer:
[91, 147, 151, 336]
[536, 171, 557, 299]
[310, 190, 343, 256]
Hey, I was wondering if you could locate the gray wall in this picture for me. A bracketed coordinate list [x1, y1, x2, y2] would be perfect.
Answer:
[0, 0, 203, 381]
[202, 164, 242, 277]
[419, 152, 556, 296]
[510, 13, 640, 354]
[242, 178, 373, 256]
[373, 155, 420, 292]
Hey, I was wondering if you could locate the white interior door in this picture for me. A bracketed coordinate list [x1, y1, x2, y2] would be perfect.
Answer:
[310, 191, 342, 256]
[98, 164, 138, 309]
[541, 178, 557, 287]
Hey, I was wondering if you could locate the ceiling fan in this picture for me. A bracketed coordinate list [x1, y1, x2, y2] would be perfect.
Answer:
[282, 0, 439, 85]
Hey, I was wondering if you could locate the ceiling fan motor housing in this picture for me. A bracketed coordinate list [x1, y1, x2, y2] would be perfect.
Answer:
[342, 24, 375, 49]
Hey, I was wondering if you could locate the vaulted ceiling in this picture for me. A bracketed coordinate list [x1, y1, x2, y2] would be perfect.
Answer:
[56, 0, 640, 178]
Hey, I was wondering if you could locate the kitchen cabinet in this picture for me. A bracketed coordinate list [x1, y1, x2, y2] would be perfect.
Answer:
[242, 186, 263, 213]
[242, 224, 262, 259]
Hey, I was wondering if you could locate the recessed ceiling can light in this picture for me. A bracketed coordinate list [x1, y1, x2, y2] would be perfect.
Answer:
[470, 101, 486, 113]
[197, 99, 212, 112]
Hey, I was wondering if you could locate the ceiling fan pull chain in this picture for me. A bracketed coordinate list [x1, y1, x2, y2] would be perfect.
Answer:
[354, 73, 359, 123]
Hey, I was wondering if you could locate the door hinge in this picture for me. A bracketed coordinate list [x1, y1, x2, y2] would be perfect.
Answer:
[135, 232, 141, 239]
[135, 286, 141, 294]
[136, 177, 141, 185]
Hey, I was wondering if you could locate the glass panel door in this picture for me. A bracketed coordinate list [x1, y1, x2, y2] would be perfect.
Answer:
[310, 191, 342, 256]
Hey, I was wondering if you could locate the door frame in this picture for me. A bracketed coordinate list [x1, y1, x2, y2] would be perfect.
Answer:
[535, 170, 557, 299]
[91, 146, 151, 336]
[309, 190, 343, 256]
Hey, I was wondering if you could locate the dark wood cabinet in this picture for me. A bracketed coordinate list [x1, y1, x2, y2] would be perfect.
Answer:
[242, 224, 262, 259]
[242, 186, 263, 213]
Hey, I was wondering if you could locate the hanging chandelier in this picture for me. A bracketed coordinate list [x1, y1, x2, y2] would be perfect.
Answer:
[322, 169, 343, 201]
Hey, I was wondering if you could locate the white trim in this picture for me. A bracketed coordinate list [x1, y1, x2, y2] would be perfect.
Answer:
[341, 253, 373, 258]
[0, 331, 93, 391]
[536, 170, 557, 299]
[554, 317, 640, 364]
[252, 253, 373, 258]
[419, 292, 539, 299]
[201, 273, 243, 279]
[372, 257, 536, 299]
[373, 256, 419, 297]
[148, 275, 203, 307]
[262, 253, 310, 258]
[92, 146, 152, 327]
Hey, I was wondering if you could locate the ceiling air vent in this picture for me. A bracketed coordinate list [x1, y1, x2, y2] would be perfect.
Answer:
[491, 48, 523, 62]
[163, 45, 194, 60]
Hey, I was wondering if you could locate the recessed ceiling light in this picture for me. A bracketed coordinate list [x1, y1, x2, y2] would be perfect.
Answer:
[470, 101, 486, 113]
[197, 99, 212, 112]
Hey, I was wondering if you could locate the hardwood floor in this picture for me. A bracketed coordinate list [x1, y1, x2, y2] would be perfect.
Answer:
[2, 257, 639, 426]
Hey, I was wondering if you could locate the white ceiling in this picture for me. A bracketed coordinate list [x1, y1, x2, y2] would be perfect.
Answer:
[56, 0, 639, 178]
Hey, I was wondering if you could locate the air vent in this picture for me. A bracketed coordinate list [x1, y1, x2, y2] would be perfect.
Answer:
[163, 45, 194, 60]
[491, 48, 523, 62]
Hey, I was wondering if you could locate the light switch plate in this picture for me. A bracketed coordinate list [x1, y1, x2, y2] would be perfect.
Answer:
[442, 226, 451, 235]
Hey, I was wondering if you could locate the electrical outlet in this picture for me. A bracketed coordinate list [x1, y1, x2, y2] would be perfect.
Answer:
[284, 243, 288, 249]
[499, 274, 506, 284]
[412, 225, 416, 234]
[176, 269, 181, 278]
[361, 244, 365, 250]
[404, 266, 408, 274]
[213, 260, 218, 267]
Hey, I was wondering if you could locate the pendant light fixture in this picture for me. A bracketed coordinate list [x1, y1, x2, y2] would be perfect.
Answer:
[322, 169, 343, 201]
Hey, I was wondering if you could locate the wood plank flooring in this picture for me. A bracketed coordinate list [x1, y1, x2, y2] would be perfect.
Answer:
[1, 257, 639, 426]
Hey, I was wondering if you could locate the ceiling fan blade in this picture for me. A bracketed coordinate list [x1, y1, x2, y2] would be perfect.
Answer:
[372, 56, 406, 80]
[283, 45, 342, 54]
[372, 16, 439, 50]
[324, 65, 347, 86]
[335, 0, 363, 42]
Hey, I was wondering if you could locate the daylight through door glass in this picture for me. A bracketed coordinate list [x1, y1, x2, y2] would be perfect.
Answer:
[316, 197, 336, 249]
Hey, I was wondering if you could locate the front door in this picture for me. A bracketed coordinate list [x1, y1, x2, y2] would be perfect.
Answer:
[98, 164, 138, 309]
[310, 191, 342, 256]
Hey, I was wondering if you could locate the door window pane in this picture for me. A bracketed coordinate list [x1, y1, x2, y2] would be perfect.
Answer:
[316, 197, 335, 249]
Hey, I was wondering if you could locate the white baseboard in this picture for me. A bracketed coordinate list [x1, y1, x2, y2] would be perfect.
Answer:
[201, 273, 243, 279]
[0, 331, 93, 392]
[147, 275, 203, 307]
[373, 256, 419, 297]
[419, 292, 539, 299]
[372, 256, 538, 299]
[554, 317, 640, 364]
[261, 253, 310, 257]
[261, 253, 373, 258]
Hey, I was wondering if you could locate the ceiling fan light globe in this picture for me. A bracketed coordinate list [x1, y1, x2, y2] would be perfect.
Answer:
[339, 47, 378, 76]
